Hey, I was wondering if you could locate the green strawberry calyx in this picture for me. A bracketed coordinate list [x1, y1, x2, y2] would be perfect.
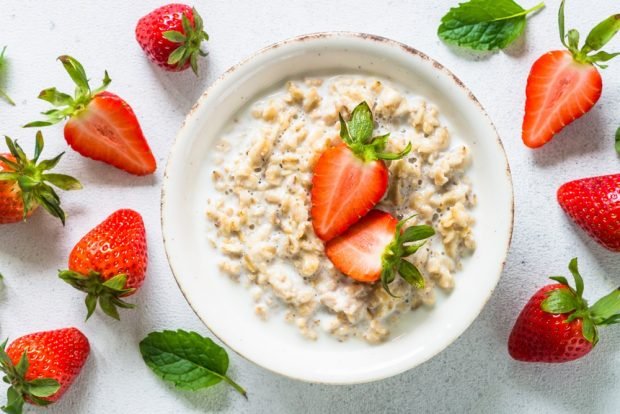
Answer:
[0, 339, 60, 414]
[0, 133, 82, 225]
[559, 0, 620, 68]
[58, 270, 135, 321]
[162, 7, 209, 75]
[24, 55, 110, 128]
[339, 101, 412, 163]
[541, 257, 620, 345]
[380, 216, 435, 297]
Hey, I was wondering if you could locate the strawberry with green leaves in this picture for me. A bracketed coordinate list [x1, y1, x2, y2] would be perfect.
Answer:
[509, 258, 620, 363]
[325, 210, 434, 295]
[311, 102, 411, 241]
[0, 328, 90, 413]
[59, 209, 148, 320]
[25, 56, 156, 176]
[522, 1, 620, 148]
[0, 132, 81, 225]
[135, 4, 209, 75]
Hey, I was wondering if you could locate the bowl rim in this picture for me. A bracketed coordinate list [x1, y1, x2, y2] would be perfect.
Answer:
[161, 31, 515, 384]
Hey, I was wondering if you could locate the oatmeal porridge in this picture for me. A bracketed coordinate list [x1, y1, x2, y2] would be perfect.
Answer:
[205, 74, 476, 343]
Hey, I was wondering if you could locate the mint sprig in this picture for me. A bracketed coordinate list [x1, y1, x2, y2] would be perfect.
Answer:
[139, 330, 246, 399]
[438, 0, 544, 51]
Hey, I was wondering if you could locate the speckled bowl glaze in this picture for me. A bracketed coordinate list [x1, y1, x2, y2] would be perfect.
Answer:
[161, 32, 514, 384]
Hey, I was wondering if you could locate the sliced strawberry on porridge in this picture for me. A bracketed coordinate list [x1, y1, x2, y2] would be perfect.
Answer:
[311, 101, 411, 241]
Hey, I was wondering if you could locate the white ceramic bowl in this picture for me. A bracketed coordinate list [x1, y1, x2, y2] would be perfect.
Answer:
[161, 32, 514, 384]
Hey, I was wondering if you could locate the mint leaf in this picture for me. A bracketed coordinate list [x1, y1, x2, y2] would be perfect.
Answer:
[615, 126, 620, 155]
[438, 0, 544, 51]
[139, 330, 246, 398]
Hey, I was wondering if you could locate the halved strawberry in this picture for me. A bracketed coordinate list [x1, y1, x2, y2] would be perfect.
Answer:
[522, 1, 620, 148]
[325, 210, 434, 295]
[311, 102, 411, 241]
[25, 56, 156, 176]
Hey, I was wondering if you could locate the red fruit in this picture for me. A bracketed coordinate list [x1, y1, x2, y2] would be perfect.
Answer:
[311, 101, 411, 241]
[25, 56, 156, 176]
[325, 210, 434, 294]
[521, 1, 619, 148]
[0, 328, 90, 412]
[136, 4, 209, 75]
[0, 133, 81, 225]
[64, 91, 157, 176]
[557, 174, 620, 252]
[508, 258, 620, 363]
[59, 209, 148, 320]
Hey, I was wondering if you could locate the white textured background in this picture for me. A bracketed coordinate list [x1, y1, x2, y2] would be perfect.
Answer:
[1, 1, 619, 413]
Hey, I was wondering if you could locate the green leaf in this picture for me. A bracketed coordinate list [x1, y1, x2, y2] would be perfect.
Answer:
[402, 242, 425, 256]
[102, 274, 128, 291]
[589, 289, 620, 323]
[568, 258, 584, 297]
[33, 131, 44, 163]
[581, 317, 597, 344]
[616, 127, 620, 155]
[338, 113, 352, 144]
[0, 46, 15, 106]
[163, 30, 187, 43]
[167, 46, 187, 65]
[37, 153, 63, 171]
[348, 102, 374, 143]
[98, 295, 120, 320]
[42, 173, 82, 190]
[3, 386, 24, 414]
[567, 29, 580, 52]
[548, 275, 569, 286]
[38, 87, 73, 107]
[558, 0, 567, 47]
[401, 225, 435, 243]
[27, 378, 60, 398]
[541, 288, 578, 314]
[375, 142, 412, 161]
[139, 330, 246, 397]
[85, 294, 97, 320]
[398, 261, 425, 289]
[585, 14, 620, 52]
[58, 55, 90, 96]
[438, 0, 544, 51]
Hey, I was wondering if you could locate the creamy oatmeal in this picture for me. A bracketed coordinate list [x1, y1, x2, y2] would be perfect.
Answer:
[206, 75, 476, 343]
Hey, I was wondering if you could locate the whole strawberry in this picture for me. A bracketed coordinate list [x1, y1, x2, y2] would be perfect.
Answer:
[59, 209, 148, 320]
[509, 258, 620, 363]
[136, 4, 209, 75]
[557, 174, 620, 252]
[522, 1, 619, 148]
[0, 132, 81, 225]
[0, 328, 90, 413]
[25, 56, 157, 176]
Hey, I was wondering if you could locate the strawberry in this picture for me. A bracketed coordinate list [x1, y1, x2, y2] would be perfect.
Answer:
[325, 209, 434, 295]
[135, 4, 209, 75]
[522, 1, 619, 148]
[25, 56, 156, 176]
[311, 102, 411, 241]
[557, 174, 620, 252]
[0, 328, 90, 413]
[509, 258, 620, 363]
[59, 209, 148, 320]
[0, 132, 81, 225]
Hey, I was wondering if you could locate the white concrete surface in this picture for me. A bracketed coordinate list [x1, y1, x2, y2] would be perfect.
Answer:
[0, 1, 619, 413]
